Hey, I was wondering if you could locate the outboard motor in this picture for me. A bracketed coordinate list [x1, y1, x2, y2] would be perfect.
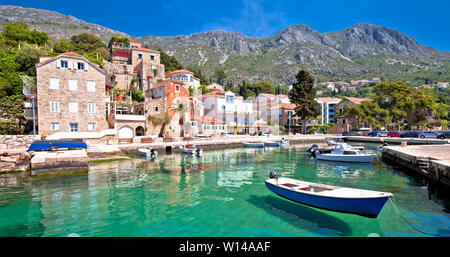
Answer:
[150, 149, 156, 159]
[379, 142, 388, 149]
[269, 171, 279, 179]
[306, 144, 319, 153]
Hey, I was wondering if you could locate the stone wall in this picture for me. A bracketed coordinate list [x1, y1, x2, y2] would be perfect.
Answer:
[0, 135, 41, 149]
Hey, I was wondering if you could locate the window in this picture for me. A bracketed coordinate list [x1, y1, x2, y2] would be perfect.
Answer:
[87, 102, 96, 113]
[87, 80, 95, 92]
[226, 95, 234, 102]
[138, 54, 142, 59]
[88, 122, 96, 131]
[68, 80, 77, 91]
[50, 101, 60, 113]
[60, 60, 68, 68]
[77, 62, 85, 70]
[182, 75, 187, 81]
[50, 78, 59, 90]
[155, 107, 159, 112]
[190, 76, 194, 82]
[69, 123, 79, 132]
[176, 85, 180, 92]
[150, 55, 155, 61]
[69, 102, 78, 113]
[51, 122, 60, 130]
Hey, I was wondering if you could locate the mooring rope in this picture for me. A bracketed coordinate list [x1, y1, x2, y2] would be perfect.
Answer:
[388, 197, 450, 237]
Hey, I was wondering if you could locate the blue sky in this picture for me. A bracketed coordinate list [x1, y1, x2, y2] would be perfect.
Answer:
[2, 0, 450, 51]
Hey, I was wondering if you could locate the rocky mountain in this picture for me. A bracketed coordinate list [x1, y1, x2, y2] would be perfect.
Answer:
[1, 5, 449, 85]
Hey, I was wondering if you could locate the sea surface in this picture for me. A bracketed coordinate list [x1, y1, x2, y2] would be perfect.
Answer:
[0, 143, 449, 237]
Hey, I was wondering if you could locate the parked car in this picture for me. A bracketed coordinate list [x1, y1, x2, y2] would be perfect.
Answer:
[387, 131, 400, 137]
[437, 131, 450, 139]
[368, 131, 378, 137]
[419, 131, 440, 138]
[347, 130, 364, 136]
[399, 131, 419, 138]
[377, 131, 388, 137]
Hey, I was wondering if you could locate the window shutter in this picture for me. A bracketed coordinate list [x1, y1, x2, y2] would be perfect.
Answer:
[56, 60, 61, 68]
[85, 63, 88, 71]
[73, 63, 78, 70]
[68, 61, 72, 69]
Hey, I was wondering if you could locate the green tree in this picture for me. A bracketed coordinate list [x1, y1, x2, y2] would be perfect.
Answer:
[239, 80, 248, 99]
[70, 33, 106, 53]
[214, 68, 226, 85]
[158, 48, 183, 72]
[288, 70, 320, 134]
[1, 22, 49, 46]
[372, 81, 434, 129]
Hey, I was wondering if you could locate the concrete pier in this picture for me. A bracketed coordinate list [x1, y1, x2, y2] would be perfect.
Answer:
[382, 144, 450, 187]
[345, 136, 449, 145]
[30, 149, 89, 176]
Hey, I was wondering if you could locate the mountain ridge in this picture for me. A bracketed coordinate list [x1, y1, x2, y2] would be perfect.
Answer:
[1, 5, 449, 85]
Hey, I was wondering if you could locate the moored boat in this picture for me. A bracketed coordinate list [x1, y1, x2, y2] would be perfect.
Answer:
[265, 173, 393, 218]
[27, 139, 87, 151]
[138, 148, 158, 159]
[314, 143, 375, 163]
[264, 139, 289, 147]
[180, 144, 203, 155]
[243, 142, 264, 148]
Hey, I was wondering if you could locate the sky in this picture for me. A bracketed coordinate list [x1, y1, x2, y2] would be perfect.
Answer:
[2, 0, 450, 51]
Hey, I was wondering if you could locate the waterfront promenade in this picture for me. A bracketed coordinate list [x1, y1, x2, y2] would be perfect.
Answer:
[382, 144, 450, 187]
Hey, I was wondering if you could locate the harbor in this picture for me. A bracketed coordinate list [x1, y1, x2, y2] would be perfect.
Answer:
[1, 143, 449, 237]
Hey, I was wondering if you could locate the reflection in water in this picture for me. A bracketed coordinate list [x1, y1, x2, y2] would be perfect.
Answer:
[247, 195, 353, 236]
[0, 144, 449, 237]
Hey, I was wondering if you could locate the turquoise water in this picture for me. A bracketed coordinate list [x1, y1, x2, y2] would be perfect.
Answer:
[0, 144, 449, 237]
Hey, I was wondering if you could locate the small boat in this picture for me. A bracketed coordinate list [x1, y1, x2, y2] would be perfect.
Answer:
[138, 148, 158, 159]
[180, 144, 203, 155]
[27, 139, 87, 151]
[265, 172, 393, 218]
[264, 139, 289, 147]
[243, 142, 264, 148]
[314, 143, 375, 163]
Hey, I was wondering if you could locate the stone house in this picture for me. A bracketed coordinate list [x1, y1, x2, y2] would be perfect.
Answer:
[35, 52, 108, 137]
[145, 79, 190, 137]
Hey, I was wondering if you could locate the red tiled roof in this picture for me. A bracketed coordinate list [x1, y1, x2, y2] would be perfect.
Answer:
[166, 69, 194, 76]
[316, 97, 341, 103]
[60, 52, 83, 57]
[128, 39, 141, 43]
[190, 115, 225, 124]
[153, 79, 184, 88]
[277, 94, 289, 98]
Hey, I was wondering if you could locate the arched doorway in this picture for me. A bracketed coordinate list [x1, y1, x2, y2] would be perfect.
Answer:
[135, 126, 145, 136]
[118, 126, 133, 139]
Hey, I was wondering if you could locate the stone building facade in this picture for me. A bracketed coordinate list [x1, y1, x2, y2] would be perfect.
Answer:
[145, 79, 190, 137]
[35, 52, 108, 137]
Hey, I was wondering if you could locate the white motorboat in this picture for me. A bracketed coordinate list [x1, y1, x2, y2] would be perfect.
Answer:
[264, 139, 289, 147]
[138, 148, 158, 159]
[180, 145, 203, 155]
[243, 142, 264, 147]
[314, 143, 375, 163]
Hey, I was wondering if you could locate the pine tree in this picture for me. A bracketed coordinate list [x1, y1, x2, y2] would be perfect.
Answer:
[288, 70, 320, 134]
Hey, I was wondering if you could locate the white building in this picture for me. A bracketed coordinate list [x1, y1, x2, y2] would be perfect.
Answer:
[202, 91, 255, 134]
[315, 97, 341, 125]
[165, 69, 200, 90]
